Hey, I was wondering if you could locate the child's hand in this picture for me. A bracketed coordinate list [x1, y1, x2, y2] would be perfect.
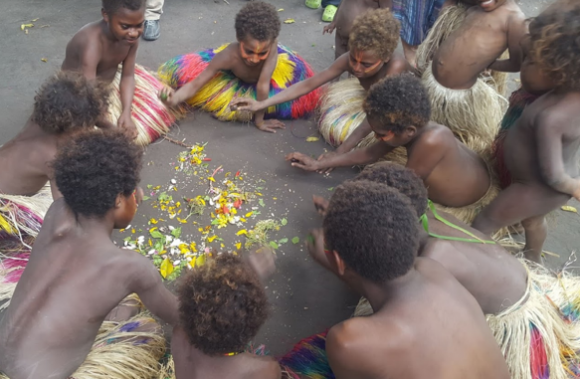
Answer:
[245, 247, 276, 281]
[255, 119, 286, 133]
[306, 228, 327, 266]
[323, 22, 336, 35]
[159, 86, 178, 107]
[286, 152, 322, 172]
[230, 97, 263, 113]
[118, 113, 138, 140]
[317, 151, 338, 174]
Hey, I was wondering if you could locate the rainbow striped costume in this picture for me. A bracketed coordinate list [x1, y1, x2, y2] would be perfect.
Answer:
[158, 44, 321, 122]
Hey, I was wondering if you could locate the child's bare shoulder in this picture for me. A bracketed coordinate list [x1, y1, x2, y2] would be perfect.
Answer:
[417, 122, 456, 147]
[67, 21, 102, 50]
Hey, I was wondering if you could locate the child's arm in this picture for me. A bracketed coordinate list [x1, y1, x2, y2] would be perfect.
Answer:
[230, 55, 350, 112]
[334, 118, 373, 154]
[287, 141, 393, 172]
[488, 13, 528, 73]
[117, 43, 139, 138]
[253, 44, 285, 133]
[128, 253, 179, 325]
[160, 48, 233, 106]
[535, 112, 580, 199]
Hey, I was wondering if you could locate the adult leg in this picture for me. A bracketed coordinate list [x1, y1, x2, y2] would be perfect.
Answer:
[402, 40, 418, 68]
[334, 33, 348, 60]
[521, 214, 548, 263]
[143, 0, 164, 41]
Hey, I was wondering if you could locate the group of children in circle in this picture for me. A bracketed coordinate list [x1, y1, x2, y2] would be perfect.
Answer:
[1, 0, 580, 378]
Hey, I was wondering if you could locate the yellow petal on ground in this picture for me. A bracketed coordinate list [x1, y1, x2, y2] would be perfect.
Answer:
[196, 254, 206, 267]
[160, 258, 174, 279]
[306, 136, 320, 142]
[240, 218, 246, 222]
[41, 58, 47, 62]
[207, 235, 217, 243]
[21, 23, 34, 30]
[189, 259, 196, 269]
[284, 18, 295, 24]
[235, 242, 242, 250]
[245, 212, 253, 217]
[255, 192, 263, 196]
[208, 177, 215, 182]
[561, 205, 578, 213]
[236, 229, 248, 236]
[150, 218, 158, 225]
[278, 8, 284, 11]
[190, 242, 197, 252]
[131, 228, 135, 234]
[148, 238, 153, 246]
[119, 228, 125, 232]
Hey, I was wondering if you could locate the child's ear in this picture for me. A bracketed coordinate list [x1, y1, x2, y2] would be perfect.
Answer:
[102, 8, 109, 23]
[406, 126, 417, 138]
[331, 251, 347, 276]
[114, 193, 124, 209]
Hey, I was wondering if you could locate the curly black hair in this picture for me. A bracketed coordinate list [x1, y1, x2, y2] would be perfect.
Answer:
[235, 2, 281, 42]
[102, 0, 145, 14]
[53, 129, 143, 218]
[323, 181, 418, 283]
[32, 72, 109, 134]
[352, 162, 428, 216]
[363, 74, 431, 135]
[529, 0, 580, 90]
[177, 254, 269, 356]
[349, 9, 400, 61]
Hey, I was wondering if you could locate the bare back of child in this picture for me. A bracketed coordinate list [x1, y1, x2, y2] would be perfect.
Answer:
[324, 0, 392, 58]
[354, 162, 527, 315]
[0, 130, 177, 379]
[433, 0, 526, 89]
[0, 72, 108, 197]
[310, 182, 510, 378]
[288, 75, 490, 208]
[171, 252, 283, 379]
[473, 1, 580, 262]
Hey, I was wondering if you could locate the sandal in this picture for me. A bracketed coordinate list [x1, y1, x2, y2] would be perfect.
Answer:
[305, 0, 322, 9]
[322, 5, 338, 22]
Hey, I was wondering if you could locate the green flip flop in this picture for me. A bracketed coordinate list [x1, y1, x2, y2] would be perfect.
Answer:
[322, 5, 338, 22]
[305, 0, 321, 9]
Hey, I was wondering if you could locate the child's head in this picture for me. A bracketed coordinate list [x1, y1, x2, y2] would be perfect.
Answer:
[528, 0, 580, 91]
[476, 0, 508, 12]
[53, 129, 143, 228]
[348, 9, 400, 78]
[102, 0, 145, 44]
[353, 162, 428, 216]
[323, 181, 418, 284]
[363, 74, 431, 147]
[235, 2, 281, 67]
[177, 254, 269, 356]
[32, 72, 109, 134]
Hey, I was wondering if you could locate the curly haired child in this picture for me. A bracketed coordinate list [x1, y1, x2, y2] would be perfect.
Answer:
[473, 0, 580, 263]
[158, 2, 319, 133]
[288, 74, 493, 213]
[306, 180, 510, 378]
[232, 9, 410, 151]
[0, 72, 108, 246]
[345, 163, 580, 379]
[0, 129, 177, 379]
[62, 0, 181, 145]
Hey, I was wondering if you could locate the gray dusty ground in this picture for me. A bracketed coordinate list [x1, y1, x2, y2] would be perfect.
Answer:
[1, 0, 578, 356]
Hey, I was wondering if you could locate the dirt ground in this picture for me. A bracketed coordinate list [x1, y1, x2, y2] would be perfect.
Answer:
[1, 0, 577, 356]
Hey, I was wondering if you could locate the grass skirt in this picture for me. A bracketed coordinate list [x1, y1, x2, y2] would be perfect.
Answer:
[0, 185, 52, 242]
[0, 310, 165, 379]
[158, 44, 321, 122]
[317, 78, 407, 165]
[422, 62, 507, 155]
[355, 260, 580, 379]
[493, 88, 540, 189]
[107, 64, 185, 147]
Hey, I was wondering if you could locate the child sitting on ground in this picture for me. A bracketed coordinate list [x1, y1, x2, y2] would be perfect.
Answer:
[473, 0, 580, 263]
[322, 0, 392, 59]
[62, 0, 181, 145]
[158, 2, 319, 133]
[418, 0, 527, 154]
[288, 74, 493, 212]
[335, 162, 580, 379]
[0, 129, 177, 379]
[0, 72, 107, 245]
[231, 9, 410, 151]
[308, 180, 511, 378]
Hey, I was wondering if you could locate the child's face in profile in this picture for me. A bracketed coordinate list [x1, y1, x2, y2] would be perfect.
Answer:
[348, 49, 385, 78]
[477, 0, 507, 12]
[368, 116, 416, 147]
[238, 36, 275, 67]
[103, 7, 145, 45]
[113, 188, 141, 229]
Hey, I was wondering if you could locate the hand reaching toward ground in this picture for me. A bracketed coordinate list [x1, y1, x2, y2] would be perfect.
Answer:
[255, 119, 286, 133]
[285, 152, 322, 172]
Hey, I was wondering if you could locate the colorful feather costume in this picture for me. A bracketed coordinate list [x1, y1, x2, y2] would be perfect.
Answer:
[157, 334, 334, 379]
[355, 259, 580, 379]
[158, 44, 321, 122]
[107, 64, 185, 146]
[0, 185, 52, 243]
[493, 88, 540, 189]
[0, 296, 166, 379]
